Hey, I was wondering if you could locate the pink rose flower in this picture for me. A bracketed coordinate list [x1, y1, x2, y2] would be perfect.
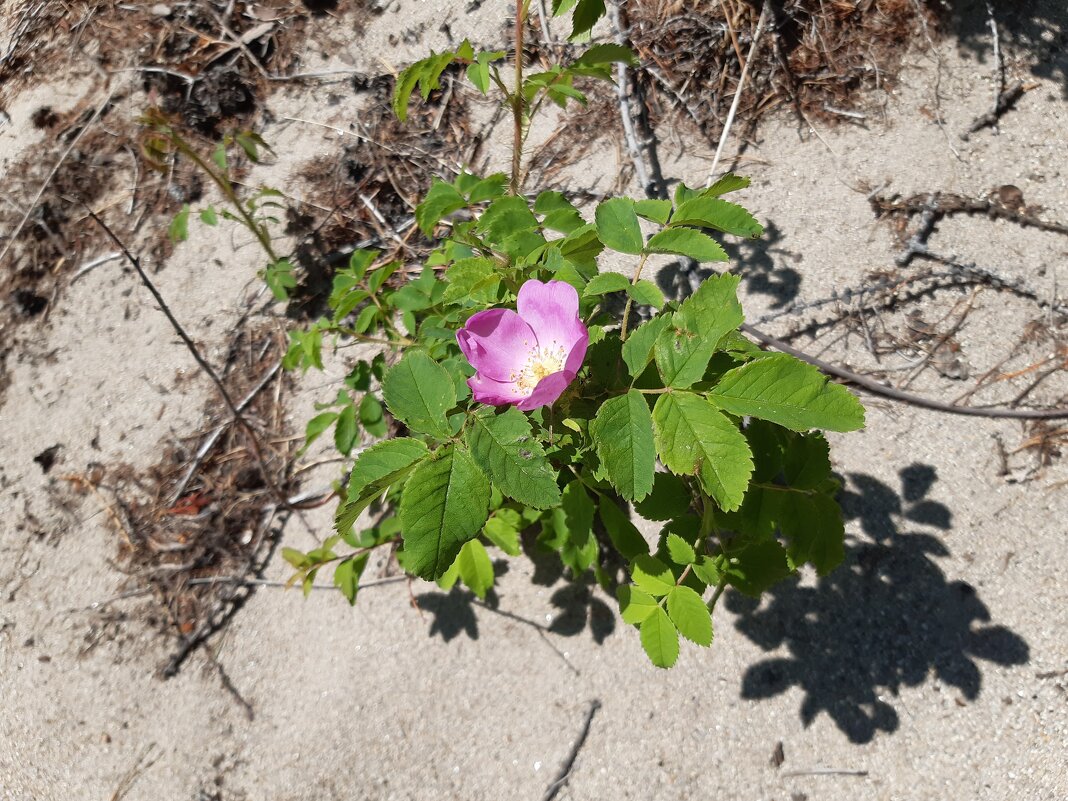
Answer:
[457, 279, 589, 411]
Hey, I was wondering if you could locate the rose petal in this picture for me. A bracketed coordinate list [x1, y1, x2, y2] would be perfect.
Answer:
[468, 373, 528, 406]
[456, 308, 536, 382]
[564, 329, 588, 375]
[517, 280, 587, 355]
[516, 370, 575, 411]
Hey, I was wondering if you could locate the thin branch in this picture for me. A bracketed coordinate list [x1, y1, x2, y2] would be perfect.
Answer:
[707, 1, 769, 182]
[81, 208, 290, 503]
[741, 323, 1068, 420]
[167, 359, 283, 506]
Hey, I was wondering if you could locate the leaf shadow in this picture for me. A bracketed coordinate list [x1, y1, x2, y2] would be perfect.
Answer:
[945, 0, 1068, 97]
[415, 557, 616, 645]
[654, 219, 802, 309]
[726, 463, 1029, 744]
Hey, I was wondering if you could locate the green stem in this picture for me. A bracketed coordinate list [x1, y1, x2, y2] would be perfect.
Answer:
[707, 576, 729, 614]
[619, 252, 650, 341]
[510, 0, 529, 195]
[173, 137, 280, 264]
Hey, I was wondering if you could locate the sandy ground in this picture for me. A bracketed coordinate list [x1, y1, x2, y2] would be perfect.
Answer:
[2, 2, 1067, 799]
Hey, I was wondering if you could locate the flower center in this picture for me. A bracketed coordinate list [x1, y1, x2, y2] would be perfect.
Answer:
[511, 343, 566, 393]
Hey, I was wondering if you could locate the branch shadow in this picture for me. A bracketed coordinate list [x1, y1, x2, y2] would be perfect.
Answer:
[944, 0, 1068, 96]
[726, 464, 1029, 743]
[654, 219, 802, 309]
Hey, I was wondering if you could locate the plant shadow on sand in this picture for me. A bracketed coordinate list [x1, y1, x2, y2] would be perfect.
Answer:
[655, 219, 802, 310]
[948, 0, 1068, 96]
[727, 464, 1030, 744]
[415, 558, 616, 645]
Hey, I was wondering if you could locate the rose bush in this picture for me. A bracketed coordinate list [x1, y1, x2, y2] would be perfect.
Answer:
[154, 0, 865, 667]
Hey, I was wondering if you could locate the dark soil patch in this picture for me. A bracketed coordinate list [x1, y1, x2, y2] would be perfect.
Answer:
[626, 0, 941, 140]
[91, 323, 297, 675]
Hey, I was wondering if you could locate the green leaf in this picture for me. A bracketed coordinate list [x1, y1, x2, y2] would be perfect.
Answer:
[617, 585, 658, 624]
[265, 259, 296, 301]
[723, 538, 792, 597]
[597, 495, 649, 560]
[483, 508, 522, 556]
[199, 207, 218, 226]
[626, 280, 664, 309]
[168, 204, 190, 243]
[358, 394, 388, 438]
[234, 131, 268, 162]
[778, 492, 845, 575]
[211, 142, 227, 171]
[634, 198, 672, 224]
[709, 353, 866, 432]
[575, 42, 638, 66]
[634, 472, 692, 521]
[333, 554, 368, 605]
[665, 532, 696, 565]
[443, 257, 501, 304]
[393, 63, 423, 121]
[416, 179, 467, 237]
[478, 195, 539, 245]
[400, 446, 491, 580]
[456, 538, 495, 599]
[652, 392, 753, 512]
[304, 411, 338, 447]
[621, 313, 672, 377]
[282, 547, 309, 569]
[465, 50, 505, 94]
[703, 173, 750, 197]
[640, 606, 679, 668]
[666, 585, 712, 646]
[691, 555, 722, 586]
[669, 197, 763, 239]
[335, 438, 430, 533]
[654, 274, 744, 388]
[545, 480, 597, 574]
[382, 350, 457, 439]
[631, 554, 675, 596]
[646, 228, 728, 262]
[334, 403, 358, 455]
[583, 272, 630, 297]
[590, 390, 655, 502]
[595, 197, 643, 255]
[465, 407, 561, 509]
[467, 172, 508, 203]
[783, 433, 832, 490]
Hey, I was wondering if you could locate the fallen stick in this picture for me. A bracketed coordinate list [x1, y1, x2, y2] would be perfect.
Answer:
[167, 359, 283, 506]
[82, 208, 289, 506]
[961, 81, 1025, 140]
[707, 0, 770, 182]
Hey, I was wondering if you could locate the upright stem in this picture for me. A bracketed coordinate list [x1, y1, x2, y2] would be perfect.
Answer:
[510, 0, 527, 194]
[619, 252, 649, 341]
[176, 138, 280, 264]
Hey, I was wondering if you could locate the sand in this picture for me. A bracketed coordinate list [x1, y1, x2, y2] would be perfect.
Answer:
[1, 2, 1066, 799]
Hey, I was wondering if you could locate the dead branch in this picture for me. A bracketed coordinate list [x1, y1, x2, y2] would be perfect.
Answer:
[82, 207, 289, 507]
[872, 190, 1068, 239]
[961, 81, 1026, 140]
[741, 323, 1068, 420]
